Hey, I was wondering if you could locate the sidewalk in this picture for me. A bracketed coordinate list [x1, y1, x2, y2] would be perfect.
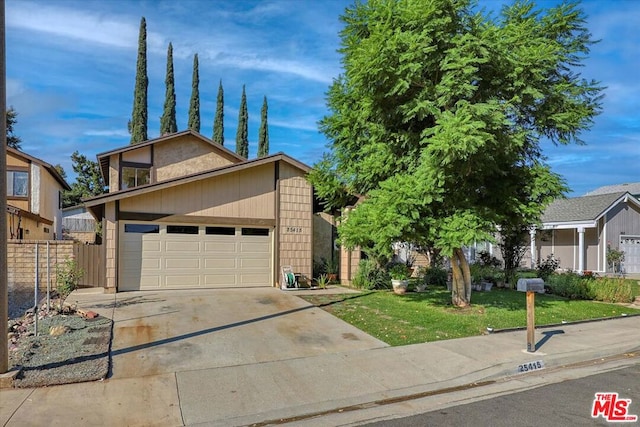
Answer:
[2, 289, 640, 426]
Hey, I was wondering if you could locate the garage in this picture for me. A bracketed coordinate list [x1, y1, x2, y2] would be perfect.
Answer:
[119, 222, 272, 291]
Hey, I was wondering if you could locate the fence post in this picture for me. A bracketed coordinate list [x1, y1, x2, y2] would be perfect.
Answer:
[34, 242, 39, 337]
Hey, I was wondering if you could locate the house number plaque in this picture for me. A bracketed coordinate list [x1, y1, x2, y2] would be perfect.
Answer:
[285, 227, 303, 233]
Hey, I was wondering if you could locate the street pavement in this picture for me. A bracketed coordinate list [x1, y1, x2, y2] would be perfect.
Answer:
[1, 286, 640, 426]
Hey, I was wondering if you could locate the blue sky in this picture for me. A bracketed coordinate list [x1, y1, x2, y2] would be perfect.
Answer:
[6, 0, 639, 197]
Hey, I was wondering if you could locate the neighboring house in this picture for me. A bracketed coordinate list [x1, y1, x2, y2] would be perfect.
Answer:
[585, 182, 640, 199]
[84, 130, 313, 292]
[6, 147, 71, 240]
[533, 191, 640, 274]
[62, 205, 98, 243]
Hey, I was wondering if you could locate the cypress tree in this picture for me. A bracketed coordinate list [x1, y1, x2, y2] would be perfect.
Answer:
[235, 85, 249, 158]
[159, 42, 177, 135]
[129, 17, 148, 144]
[212, 80, 224, 145]
[257, 96, 269, 158]
[188, 54, 200, 132]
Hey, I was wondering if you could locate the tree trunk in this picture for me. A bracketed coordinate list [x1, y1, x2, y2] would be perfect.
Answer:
[450, 248, 471, 307]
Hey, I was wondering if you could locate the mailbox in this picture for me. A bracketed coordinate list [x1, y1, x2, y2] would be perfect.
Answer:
[517, 278, 545, 293]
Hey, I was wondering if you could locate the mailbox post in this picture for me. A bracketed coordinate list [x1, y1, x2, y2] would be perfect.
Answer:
[517, 278, 545, 353]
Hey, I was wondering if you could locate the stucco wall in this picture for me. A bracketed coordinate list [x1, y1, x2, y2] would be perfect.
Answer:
[154, 135, 237, 182]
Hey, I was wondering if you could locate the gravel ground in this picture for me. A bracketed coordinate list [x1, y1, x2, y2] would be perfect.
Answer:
[8, 300, 113, 388]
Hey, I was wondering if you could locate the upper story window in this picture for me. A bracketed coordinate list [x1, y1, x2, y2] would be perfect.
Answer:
[7, 170, 28, 197]
[121, 163, 150, 190]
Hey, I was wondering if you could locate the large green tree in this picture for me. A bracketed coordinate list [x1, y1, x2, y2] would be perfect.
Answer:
[129, 17, 148, 144]
[212, 80, 224, 145]
[63, 151, 105, 207]
[160, 42, 177, 135]
[257, 96, 269, 157]
[310, 0, 602, 307]
[5, 107, 21, 149]
[235, 85, 249, 158]
[188, 53, 200, 132]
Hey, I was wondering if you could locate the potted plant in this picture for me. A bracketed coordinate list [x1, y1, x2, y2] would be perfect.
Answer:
[389, 264, 410, 294]
[324, 257, 339, 283]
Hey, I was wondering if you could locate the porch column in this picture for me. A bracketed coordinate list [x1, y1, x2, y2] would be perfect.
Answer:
[530, 228, 536, 268]
[577, 227, 585, 273]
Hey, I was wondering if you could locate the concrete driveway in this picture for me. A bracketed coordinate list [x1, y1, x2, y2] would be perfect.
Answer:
[73, 287, 388, 379]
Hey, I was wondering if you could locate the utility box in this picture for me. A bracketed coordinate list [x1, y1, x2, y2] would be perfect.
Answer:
[517, 278, 545, 293]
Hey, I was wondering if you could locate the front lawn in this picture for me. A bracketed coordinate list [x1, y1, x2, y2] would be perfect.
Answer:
[299, 288, 640, 346]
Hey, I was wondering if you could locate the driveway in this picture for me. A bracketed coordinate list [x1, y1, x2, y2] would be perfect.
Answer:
[73, 287, 389, 379]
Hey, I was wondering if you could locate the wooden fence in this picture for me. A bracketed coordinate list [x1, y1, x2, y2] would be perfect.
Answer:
[74, 243, 106, 288]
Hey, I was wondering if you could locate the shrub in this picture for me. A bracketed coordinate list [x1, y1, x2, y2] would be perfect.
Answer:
[56, 257, 84, 298]
[470, 264, 502, 284]
[588, 277, 634, 303]
[419, 266, 448, 288]
[388, 263, 410, 280]
[536, 254, 559, 281]
[352, 259, 390, 290]
[476, 250, 502, 268]
[546, 272, 592, 299]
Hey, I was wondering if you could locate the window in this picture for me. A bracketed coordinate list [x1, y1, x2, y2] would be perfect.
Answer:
[7, 170, 28, 197]
[206, 226, 235, 235]
[121, 165, 150, 189]
[167, 225, 199, 234]
[241, 228, 269, 236]
[124, 224, 159, 234]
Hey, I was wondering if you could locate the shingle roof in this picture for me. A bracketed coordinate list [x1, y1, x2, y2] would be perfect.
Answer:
[585, 182, 640, 197]
[541, 192, 627, 223]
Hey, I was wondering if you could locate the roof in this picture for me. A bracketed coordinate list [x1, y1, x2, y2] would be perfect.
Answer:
[541, 192, 639, 225]
[84, 152, 310, 208]
[7, 147, 71, 190]
[584, 182, 640, 197]
[96, 130, 247, 181]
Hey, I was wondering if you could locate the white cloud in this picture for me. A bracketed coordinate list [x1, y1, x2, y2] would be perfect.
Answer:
[6, 2, 166, 53]
[84, 129, 131, 138]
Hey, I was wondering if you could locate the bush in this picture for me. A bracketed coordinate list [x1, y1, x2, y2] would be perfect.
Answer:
[536, 254, 559, 281]
[419, 266, 448, 288]
[476, 250, 502, 268]
[470, 264, 503, 284]
[588, 277, 635, 303]
[546, 272, 591, 299]
[56, 257, 84, 298]
[352, 259, 390, 290]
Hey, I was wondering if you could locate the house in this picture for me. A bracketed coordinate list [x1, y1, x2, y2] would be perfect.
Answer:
[6, 147, 71, 240]
[585, 182, 640, 199]
[533, 191, 640, 274]
[62, 205, 99, 243]
[84, 130, 313, 292]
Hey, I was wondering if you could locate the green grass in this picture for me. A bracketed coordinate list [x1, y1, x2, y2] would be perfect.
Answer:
[299, 288, 640, 346]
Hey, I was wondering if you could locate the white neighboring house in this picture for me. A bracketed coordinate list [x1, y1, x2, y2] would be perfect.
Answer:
[62, 206, 98, 243]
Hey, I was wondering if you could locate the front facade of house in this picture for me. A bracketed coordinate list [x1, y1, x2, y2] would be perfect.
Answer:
[533, 192, 640, 274]
[6, 147, 71, 240]
[85, 130, 313, 292]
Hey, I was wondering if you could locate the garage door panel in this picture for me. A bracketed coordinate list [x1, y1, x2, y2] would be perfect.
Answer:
[203, 242, 237, 253]
[204, 258, 237, 268]
[240, 258, 270, 268]
[165, 240, 201, 252]
[120, 222, 272, 290]
[165, 258, 200, 269]
[165, 275, 202, 286]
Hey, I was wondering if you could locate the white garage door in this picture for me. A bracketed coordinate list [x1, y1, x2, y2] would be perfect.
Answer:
[620, 236, 640, 274]
[119, 222, 272, 291]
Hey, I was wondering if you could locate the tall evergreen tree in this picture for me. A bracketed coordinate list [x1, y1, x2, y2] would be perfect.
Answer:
[129, 17, 148, 144]
[188, 54, 201, 132]
[257, 96, 269, 158]
[6, 107, 21, 149]
[212, 80, 224, 145]
[160, 42, 177, 135]
[235, 85, 249, 158]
